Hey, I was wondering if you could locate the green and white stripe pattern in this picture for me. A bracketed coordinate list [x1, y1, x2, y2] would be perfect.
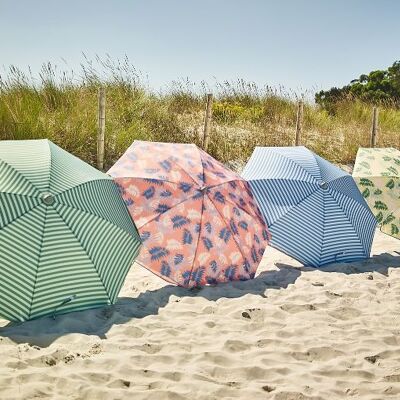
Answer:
[0, 139, 141, 322]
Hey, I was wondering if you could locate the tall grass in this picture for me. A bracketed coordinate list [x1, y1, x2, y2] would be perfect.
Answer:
[0, 57, 399, 171]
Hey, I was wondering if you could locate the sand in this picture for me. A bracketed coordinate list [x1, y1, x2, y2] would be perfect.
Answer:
[0, 229, 399, 400]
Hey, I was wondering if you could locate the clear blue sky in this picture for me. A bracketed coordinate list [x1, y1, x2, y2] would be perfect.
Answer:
[1, 0, 399, 94]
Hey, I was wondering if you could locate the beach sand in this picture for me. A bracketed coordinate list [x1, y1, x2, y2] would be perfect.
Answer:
[0, 229, 399, 400]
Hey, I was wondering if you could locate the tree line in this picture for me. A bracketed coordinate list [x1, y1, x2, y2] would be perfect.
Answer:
[315, 61, 400, 109]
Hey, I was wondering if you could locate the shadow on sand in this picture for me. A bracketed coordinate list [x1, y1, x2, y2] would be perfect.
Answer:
[1, 252, 399, 347]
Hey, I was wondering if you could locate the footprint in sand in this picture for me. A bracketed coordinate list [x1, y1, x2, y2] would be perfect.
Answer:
[137, 343, 162, 354]
[384, 385, 400, 395]
[280, 304, 317, 313]
[25, 349, 70, 368]
[290, 346, 344, 362]
[384, 374, 400, 382]
[327, 307, 361, 320]
[274, 391, 322, 400]
[324, 291, 343, 299]
[262, 385, 276, 392]
[123, 326, 145, 338]
[382, 335, 400, 346]
[223, 339, 251, 352]
[106, 379, 131, 388]
[241, 308, 263, 320]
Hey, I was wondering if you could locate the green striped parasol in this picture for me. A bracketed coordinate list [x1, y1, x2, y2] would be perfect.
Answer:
[0, 139, 141, 322]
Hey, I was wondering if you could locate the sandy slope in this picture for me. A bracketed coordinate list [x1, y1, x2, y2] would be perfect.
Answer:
[0, 229, 399, 400]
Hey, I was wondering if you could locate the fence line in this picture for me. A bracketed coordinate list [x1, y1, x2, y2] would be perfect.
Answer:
[95, 93, 384, 165]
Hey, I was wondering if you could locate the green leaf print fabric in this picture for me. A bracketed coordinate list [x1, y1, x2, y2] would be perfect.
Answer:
[353, 147, 400, 240]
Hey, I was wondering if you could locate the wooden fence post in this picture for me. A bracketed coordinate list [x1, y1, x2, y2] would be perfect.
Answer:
[97, 87, 106, 170]
[203, 93, 213, 151]
[370, 106, 379, 148]
[295, 100, 303, 146]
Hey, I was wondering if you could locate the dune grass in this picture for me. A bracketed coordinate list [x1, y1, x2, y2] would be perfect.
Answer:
[0, 58, 399, 171]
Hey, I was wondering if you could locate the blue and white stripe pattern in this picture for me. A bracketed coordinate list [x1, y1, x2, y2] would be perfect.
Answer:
[242, 146, 377, 267]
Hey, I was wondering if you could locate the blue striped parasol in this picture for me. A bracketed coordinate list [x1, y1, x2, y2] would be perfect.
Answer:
[242, 146, 376, 267]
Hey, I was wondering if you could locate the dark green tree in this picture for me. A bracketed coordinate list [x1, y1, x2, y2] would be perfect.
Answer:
[316, 61, 400, 108]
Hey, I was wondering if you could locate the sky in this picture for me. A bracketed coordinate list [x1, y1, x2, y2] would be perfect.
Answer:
[1, 0, 399, 94]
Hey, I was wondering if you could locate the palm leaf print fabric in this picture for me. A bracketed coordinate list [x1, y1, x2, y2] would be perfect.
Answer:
[0, 140, 141, 322]
[353, 147, 400, 240]
[108, 141, 269, 288]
